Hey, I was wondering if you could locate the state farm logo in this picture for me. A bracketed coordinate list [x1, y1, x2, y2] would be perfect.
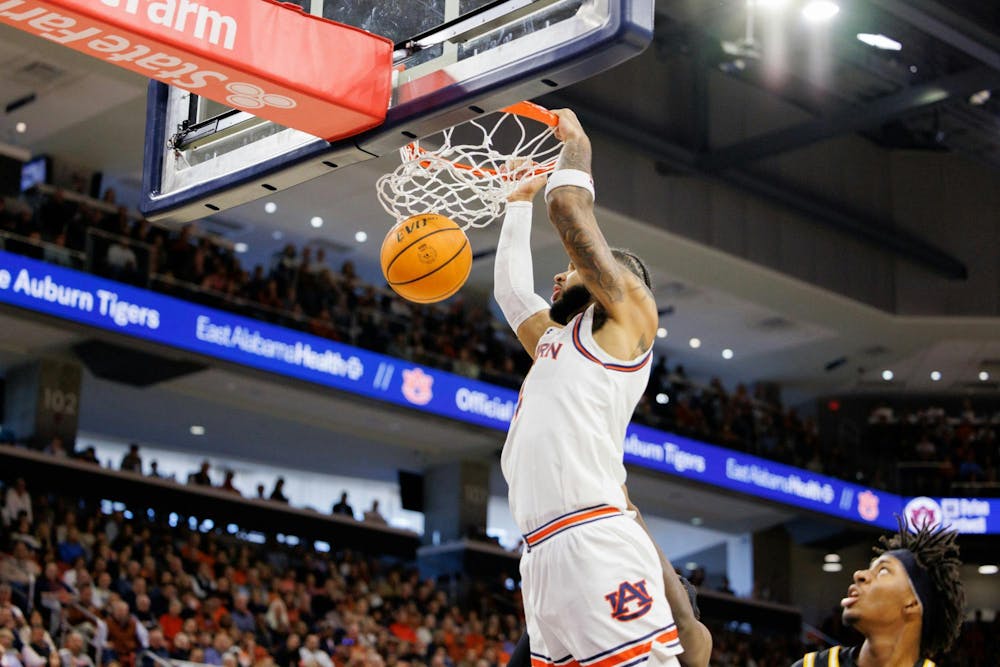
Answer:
[903, 496, 943, 531]
[401, 368, 433, 406]
[856, 490, 880, 522]
[225, 82, 296, 110]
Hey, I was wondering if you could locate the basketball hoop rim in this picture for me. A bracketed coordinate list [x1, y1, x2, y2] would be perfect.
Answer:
[407, 101, 561, 178]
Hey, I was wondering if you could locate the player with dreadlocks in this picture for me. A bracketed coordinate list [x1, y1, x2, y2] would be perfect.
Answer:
[793, 517, 965, 667]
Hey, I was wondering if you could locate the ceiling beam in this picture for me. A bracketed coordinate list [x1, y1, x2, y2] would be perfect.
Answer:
[540, 94, 967, 281]
[866, 0, 1000, 73]
[698, 67, 1000, 171]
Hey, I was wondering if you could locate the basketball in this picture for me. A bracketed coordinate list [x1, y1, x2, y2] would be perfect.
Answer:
[380, 214, 472, 303]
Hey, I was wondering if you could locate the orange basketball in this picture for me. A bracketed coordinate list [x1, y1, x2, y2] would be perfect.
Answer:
[381, 213, 472, 303]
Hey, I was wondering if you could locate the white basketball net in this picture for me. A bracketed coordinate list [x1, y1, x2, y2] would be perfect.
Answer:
[376, 108, 563, 229]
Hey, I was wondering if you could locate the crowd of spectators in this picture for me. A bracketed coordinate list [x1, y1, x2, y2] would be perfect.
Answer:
[0, 478, 527, 667]
[3, 189, 999, 498]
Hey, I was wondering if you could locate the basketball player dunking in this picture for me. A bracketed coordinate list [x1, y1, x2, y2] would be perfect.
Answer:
[494, 109, 685, 667]
[792, 518, 965, 667]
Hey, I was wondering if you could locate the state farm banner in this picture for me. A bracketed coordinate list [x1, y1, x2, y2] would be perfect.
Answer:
[0, 0, 393, 141]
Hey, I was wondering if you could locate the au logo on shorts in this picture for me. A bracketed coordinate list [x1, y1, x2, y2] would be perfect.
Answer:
[605, 580, 653, 621]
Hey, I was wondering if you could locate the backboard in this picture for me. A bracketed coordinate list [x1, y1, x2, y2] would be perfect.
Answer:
[141, 0, 654, 223]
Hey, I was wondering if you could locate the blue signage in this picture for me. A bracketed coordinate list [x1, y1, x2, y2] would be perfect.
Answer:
[0, 250, 996, 534]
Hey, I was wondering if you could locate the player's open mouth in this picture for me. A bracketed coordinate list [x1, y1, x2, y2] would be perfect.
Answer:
[841, 585, 860, 608]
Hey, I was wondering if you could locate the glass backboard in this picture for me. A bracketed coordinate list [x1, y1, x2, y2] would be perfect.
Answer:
[141, 0, 654, 223]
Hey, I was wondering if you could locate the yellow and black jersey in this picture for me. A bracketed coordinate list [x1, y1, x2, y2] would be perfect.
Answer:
[792, 645, 936, 667]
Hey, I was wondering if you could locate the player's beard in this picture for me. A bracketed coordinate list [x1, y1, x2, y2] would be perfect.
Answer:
[550, 284, 592, 325]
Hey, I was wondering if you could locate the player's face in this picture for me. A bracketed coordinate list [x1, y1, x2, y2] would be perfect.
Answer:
[842, 555, 919, 629]
[552, 262, 583, 303]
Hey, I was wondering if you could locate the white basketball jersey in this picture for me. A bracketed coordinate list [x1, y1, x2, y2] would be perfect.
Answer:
[501, 304, 652, 534]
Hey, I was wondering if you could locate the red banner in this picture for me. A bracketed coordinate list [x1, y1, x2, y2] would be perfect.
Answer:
[0, 0, 393, 141]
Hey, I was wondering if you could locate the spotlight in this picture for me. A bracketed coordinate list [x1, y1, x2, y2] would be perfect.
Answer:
[690, 517, 703, 526]
[271, 230, 283, 240]
[355, 231, 368, 243]
[979, 565, 999, 575]
[722, 348, 734, 360]
[822, 562, 843, 572]
[310, 216, 323, 228]
[802, 0, 839, 22]
[655, 393, 669, 405]
[881, 369, 894, 381]
[234, 242, 248, 253]
[824, 554, 840, 563]
[14, 122, 27, 134]
[656, 328, 668, 339]
[689, 337, 702, 349]
[980, 371, 990, 382]
[189, 425, 205, 436]
[264, 202, 277, 214]
[856, 33, 902, 51]
[969, 90, 992, 106]
[930, 371, 942, 382]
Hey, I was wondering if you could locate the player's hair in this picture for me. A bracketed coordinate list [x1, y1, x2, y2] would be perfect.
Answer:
[610, 248, 652, 289]
[873, 516, 965, 656]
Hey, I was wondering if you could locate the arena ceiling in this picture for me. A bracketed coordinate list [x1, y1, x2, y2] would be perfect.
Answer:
[1, 0, 999, 402]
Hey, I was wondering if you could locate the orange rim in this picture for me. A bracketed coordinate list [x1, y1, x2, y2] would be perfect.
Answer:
[408, 101, 560, 179]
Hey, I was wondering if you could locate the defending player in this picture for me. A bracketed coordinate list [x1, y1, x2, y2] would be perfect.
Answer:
[494, 109, 684, 667]
[792, 518, 965, 667]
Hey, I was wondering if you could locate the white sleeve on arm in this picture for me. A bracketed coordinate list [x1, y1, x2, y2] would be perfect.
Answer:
[494, 201, 550, 331]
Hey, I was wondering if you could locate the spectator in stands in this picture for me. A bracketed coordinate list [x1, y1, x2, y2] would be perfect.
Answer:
[76, 448, 100, 466]
[147, 461, 162, 479]
[0, 627, 24, 667]
[299, 634, 333, 667]
[220, 471, 241, 495]
[103, 600, 147, 666]
[0, 541, 41, 589]
[120, 445, 142, 474]
[105, 235, 139, 283]
[56, 527, 86, 565]
[3, 479, 32, 527]
[331, 492, 354, 518]
[189, 461, 213, 487]
[362, 501, 386, 525]
[230, 594, 255, 635]
[0, 585, 25, 625]
[269, 478, 288, 504]
[57, 631, 93, 667]
[203, 632, 233, 666]
[41, 438, 68, 459]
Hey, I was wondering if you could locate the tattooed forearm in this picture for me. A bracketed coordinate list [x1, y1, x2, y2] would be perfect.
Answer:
[550, 209, 625, 303]
[556, 137, 592, 174]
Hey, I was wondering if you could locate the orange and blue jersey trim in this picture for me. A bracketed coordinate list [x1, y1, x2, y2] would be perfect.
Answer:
[523, 504, 622, 549]
[572, 316, 652, 373]
[530, 625, 680, 667]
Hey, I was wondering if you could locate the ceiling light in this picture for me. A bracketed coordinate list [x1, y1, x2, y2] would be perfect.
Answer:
[802, 0, 839, 23]
[264, 202, 277, 214]
[969, 90, 992, 106]
[881, 369, 894, 381]
[752, 0, 789, 9]
[685, 562, 699, 570]
[656, 327, 668, 339]
[655, 393, 669, 405]
[14, 122, 27, 134]
[822, 562, 843, 572]
[856, 33, 902, 51]
[310, 216, 323, 228]
[930, 371, 942, 382]
[980, 371, 990, 382]
[690, 517, 703, 526]
[909, 65, 918, 73]
[979, 565, 999, 575]
[824, 554, 841, 563]
[271, 230, 283, 240]
[689, 337, 702, 349]
[355, 231, 368, 243]
[189, 425, 205, 436]
[234, 242, 248, 253]
[722, 348, 734, 360]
